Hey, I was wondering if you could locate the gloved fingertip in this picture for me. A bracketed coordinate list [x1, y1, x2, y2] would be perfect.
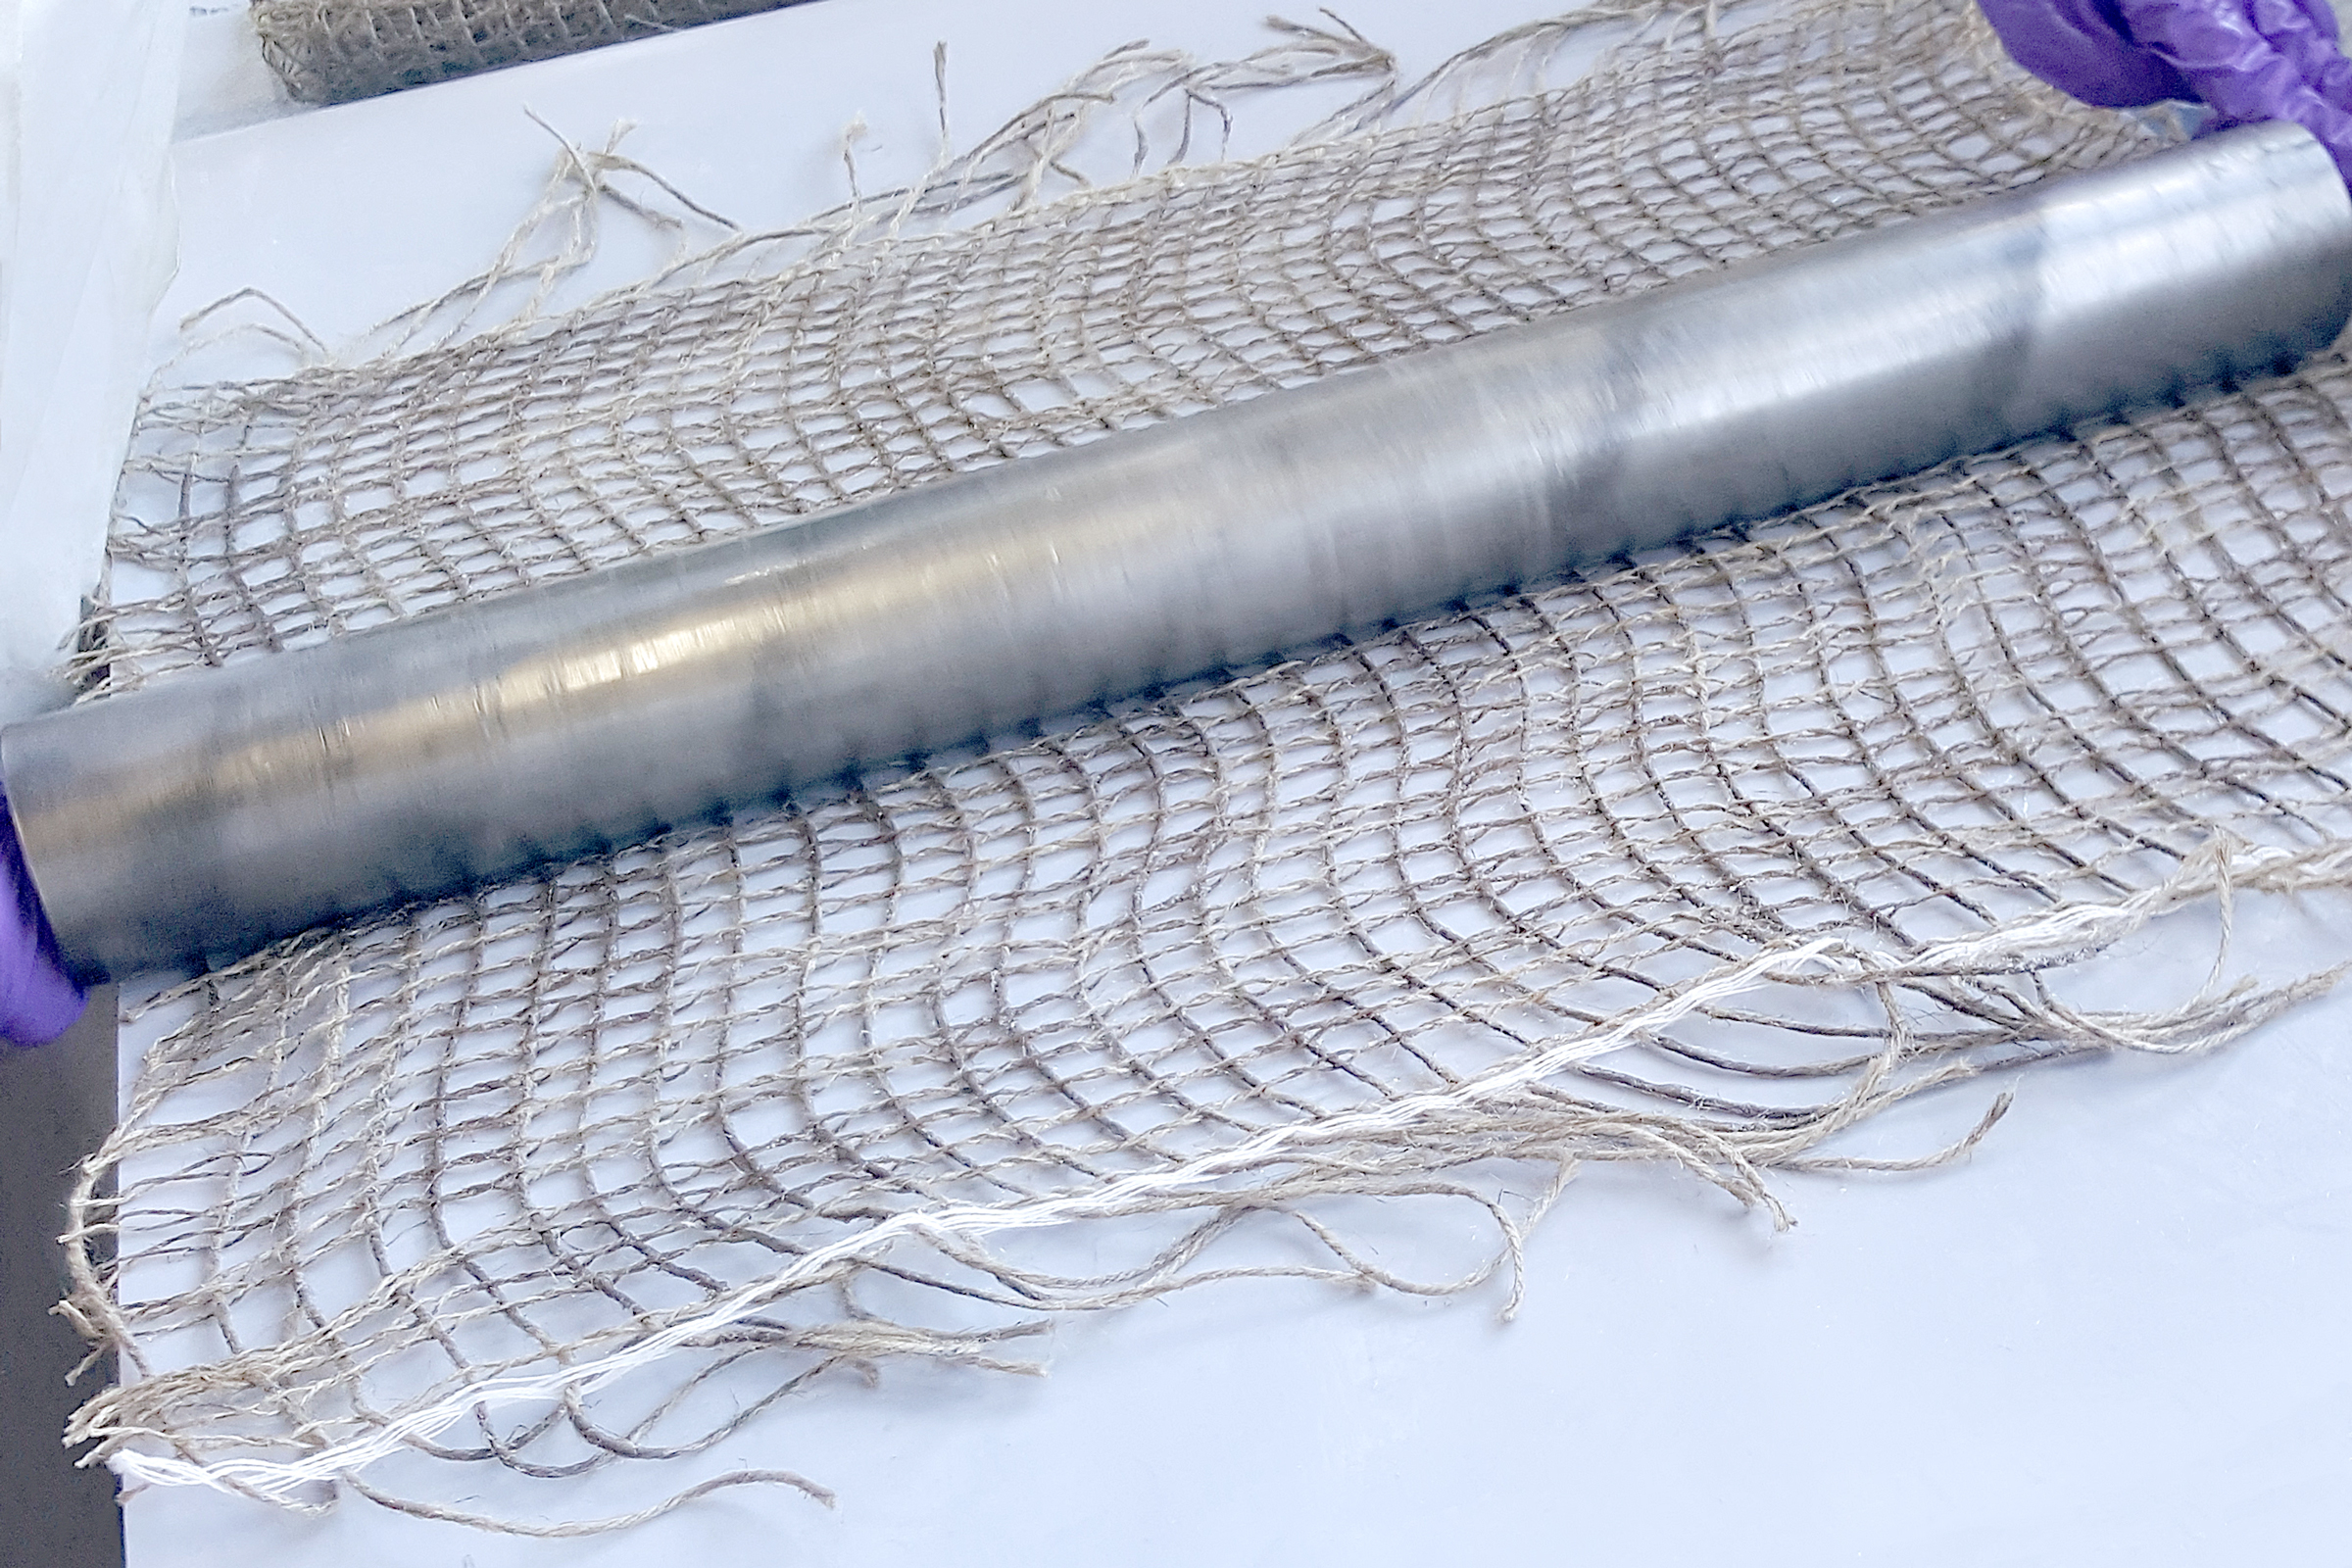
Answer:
[0, 786, 88, 1048]
[1981, 0, 2198, 105]
[3, 977, 88, 1049]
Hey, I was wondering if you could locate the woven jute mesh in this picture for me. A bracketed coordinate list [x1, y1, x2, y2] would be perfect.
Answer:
[66, 0, 2352, 1533]
[253, 0, 814, 104]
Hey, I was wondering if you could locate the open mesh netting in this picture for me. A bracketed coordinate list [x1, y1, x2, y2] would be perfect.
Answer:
[252, 0, 817, 104]
[63, 0, 2352, 1533]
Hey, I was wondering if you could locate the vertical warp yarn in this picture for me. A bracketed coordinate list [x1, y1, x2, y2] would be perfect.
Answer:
[63, 0, 2352, 1533]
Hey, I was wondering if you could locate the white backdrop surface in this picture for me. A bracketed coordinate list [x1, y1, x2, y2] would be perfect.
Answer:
[113, 1, 2352, 1562]
[0, 0, 183, 722]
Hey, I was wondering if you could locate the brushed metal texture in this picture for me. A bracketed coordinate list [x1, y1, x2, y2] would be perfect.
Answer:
[11, 122, 2350, 982]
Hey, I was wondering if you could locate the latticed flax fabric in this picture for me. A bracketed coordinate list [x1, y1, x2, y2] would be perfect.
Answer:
[65, 0, 2352, 1534]
[252, 0, 816, 103]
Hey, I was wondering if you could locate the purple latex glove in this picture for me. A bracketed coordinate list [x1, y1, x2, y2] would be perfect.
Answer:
[1, 786, 85, 1046]
[1979, 0, 2352, 182]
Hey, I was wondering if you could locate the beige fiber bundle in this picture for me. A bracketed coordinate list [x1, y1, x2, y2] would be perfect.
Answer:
[253, 0, 815, 103]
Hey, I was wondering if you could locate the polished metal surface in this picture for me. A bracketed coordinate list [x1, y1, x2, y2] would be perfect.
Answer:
[10, 122, 2352, 983]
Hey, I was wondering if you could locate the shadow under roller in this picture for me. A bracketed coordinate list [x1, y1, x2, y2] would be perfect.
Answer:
[7, 122, 2351, 985]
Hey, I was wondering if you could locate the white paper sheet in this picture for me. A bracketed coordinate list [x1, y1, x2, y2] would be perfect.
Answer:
[100, 3, 2352, 1562]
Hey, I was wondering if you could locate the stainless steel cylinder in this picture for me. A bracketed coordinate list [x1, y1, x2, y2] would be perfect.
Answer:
[10, 122, 2351, 984]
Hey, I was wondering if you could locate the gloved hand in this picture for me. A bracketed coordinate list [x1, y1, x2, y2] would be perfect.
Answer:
[1979, 0, 2352, 181]
[1, 787, 85, 1047]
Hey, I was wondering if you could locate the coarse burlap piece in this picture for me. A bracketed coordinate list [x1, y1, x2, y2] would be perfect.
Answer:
[63, 0, 2352, 1534]
[253, 0, 816, 104]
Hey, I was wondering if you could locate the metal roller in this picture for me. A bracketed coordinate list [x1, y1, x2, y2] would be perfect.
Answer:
[9, 122, 2351, 985]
